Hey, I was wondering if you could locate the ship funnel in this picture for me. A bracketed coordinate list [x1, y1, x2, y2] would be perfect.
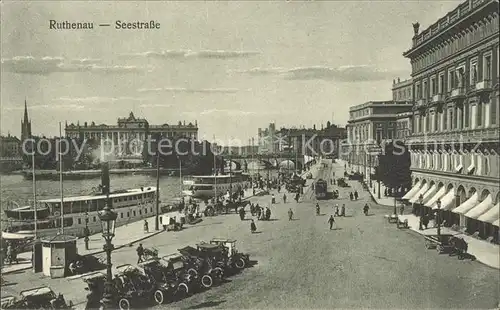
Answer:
[101, 162, 110, 195]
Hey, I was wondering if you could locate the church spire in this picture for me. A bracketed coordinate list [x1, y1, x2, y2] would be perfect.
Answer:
[24, 99, 29, 123]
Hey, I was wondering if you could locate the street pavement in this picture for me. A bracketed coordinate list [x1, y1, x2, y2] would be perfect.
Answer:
[2, 160, 498, 308]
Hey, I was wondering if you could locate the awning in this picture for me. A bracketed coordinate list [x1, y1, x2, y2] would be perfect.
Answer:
[493, 219, 499, 227]
[467, 162, 475, 174]
[452, 192, 479, 215]
[409, 183, 429, 203]
[454, 164, 463, 173]
[478, 203, 499, 224]
[402, 181, 422, 200]
[421, 184, 438, 205]
[424, 186, 446, 207]
[432, 189, 456, 210]
[465, 194, 494, 219]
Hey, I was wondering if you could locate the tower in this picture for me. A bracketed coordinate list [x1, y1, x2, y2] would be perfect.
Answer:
[21, 100, 32, 141]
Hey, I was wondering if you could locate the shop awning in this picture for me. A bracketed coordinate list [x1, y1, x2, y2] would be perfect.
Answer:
[424, 186, 446, 207]
[402, 181, 422, 200]
[432, 189, 456, 210]
[409, 183, 429, 203]
[452, 192, 479, 215]
[465, 194, 494, 219]
[493, 219, 499, 227]
[421, 184, 438, 205]
[454, 164, 463, 173]
[478, 203, 499, 224]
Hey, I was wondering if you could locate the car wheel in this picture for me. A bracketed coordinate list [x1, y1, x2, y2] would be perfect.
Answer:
[154, 290, 164, 305]
[177, 282, 189, 297]
[213, 267, 224, 279]
[188, 268, 198, 277]
[118, 298, 130, 310]
[201, 275, 213, 288]
[235, 258, 246, 269]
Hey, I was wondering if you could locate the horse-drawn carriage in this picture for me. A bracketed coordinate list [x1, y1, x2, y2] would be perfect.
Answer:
[142, 247, 159, 261]
[209, 238, 250, 271]
[423, 234, 469, 259]
[337, 178, 349, 187]
[177, 245, 224, 288]
[4, 286, 74, 309]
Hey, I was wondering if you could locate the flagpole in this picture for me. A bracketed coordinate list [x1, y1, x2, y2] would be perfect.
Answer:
[32, 137, 37, 238]
[59, 122, 64, 234]
[213, 135, 217, 200]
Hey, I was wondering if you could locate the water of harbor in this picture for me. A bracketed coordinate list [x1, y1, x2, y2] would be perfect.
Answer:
[0, 169, 280, 220]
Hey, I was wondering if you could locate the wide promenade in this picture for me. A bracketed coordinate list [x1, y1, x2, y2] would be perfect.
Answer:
[2, 161, 499, 308]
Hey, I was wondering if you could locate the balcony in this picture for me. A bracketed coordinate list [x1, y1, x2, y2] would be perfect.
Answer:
[432, 94, 444, 103]
[475, 80, 492, 92]
[409, 126, 499, 143]
[450, 88, 466, 99]
[415, 98, 427, 108]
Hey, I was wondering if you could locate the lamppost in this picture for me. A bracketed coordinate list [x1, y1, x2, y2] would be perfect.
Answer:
[418, 194, 424, 230]
[98, 203, 117, 309]
[436, 198, 442, 238]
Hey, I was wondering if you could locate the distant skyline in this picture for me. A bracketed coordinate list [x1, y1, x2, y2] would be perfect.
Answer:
[1, 1, 461, 142]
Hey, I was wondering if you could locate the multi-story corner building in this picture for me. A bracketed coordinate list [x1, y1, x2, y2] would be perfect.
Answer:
[65, 112, 198, 156]
[342, 101, 413, 178]
[0, 134, 21, 158]
[396, 111, 413, 140]
[402, 0, 499, 239]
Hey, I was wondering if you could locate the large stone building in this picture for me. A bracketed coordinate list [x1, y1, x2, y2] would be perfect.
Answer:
[65, 112, 199, 156]
[402, 0, 499, 238]
[342, 100, 413, 180]
[279, 122, 347, 158]
[0, 134, 21, 158]
[258, 123, 277, 154]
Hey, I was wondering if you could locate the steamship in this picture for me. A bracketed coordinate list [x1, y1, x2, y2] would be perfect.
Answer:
[3, 166, 157, 238]
[182, 171, 249, 199]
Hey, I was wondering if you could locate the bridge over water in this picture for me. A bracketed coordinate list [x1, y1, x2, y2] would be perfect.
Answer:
[220, 153, 316, 171]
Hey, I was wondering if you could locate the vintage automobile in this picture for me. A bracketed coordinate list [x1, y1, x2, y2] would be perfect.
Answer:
[142, 247, 159, 261]
[138, 258, 190, 303]
[114, 264, 165, 309]
[160, 254, 200, 292]
[17, 286, 73, 309]
[178, 245, 223, 288]
[209, 238, 250, 270]
[82, 271, 108, 309]
[1, 296, 22, 309]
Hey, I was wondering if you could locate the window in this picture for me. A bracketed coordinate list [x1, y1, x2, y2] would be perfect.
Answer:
[431, 76, 437, 95]
[477, 102, 483, 127]
[93, 216, 96, 222]
[484, 157, 490, 175]
[464, 103, 470, 127]
[127, 212, 130, 217]
[448, 69, 454, 91]
[423, 80, 428, 98]
[133, 211, 136, 216]
[484, 54, 492, 80]
[470, 61, 478, 85]
[120, 213, 123, 218]
[77, 218, 82, 225]
[416, 84, 421, 99]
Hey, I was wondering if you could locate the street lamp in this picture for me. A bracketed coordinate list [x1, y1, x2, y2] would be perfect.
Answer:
[436, 198, 442, 238]
[98, 203, 117, 309]
[418, 194, 424, 230]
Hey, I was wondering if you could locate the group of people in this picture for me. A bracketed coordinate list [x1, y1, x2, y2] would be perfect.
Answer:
[2, 242, 18, 265]
[349, 191, 359, 201]
[247, 203, 272, 221]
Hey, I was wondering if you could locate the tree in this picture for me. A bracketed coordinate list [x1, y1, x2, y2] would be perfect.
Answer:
[376, 140, 411, 214]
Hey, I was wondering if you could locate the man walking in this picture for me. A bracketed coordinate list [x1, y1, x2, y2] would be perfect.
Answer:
[288, 208, 294, 221]
[283, 193, 287, 203]
[328, 215, 335, 230]
[354, 190, 359, 200]
[136, 244, 144, 264]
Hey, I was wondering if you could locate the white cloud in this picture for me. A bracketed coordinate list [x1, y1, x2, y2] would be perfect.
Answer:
[232, 65, 406, 82]
[123, 49, 260, 60]
[56, 96, 147, 104]
[1, 56, 152, 75]
[137, 87, 240, 94]
[3, 104, 85, 111]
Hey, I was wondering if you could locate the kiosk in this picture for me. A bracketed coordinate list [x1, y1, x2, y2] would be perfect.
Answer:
[40, 234, 78, 278]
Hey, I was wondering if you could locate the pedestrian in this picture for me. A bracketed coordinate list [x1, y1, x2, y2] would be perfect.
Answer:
[340, 204, 346, 217]
[271, 194, 276, 204]
[136, 243, 144, 264]
[328, 215, 336, 230]
[334, 204, 340, 216]
[250, 219, 257, 233]
[354, 191, 358, 200]
[400, 204, 404, 215]
[288, 208, 294, 221]
[143, 220, 149, 233]
[349, 192, 353, 201]
[283, 193, 287, 203]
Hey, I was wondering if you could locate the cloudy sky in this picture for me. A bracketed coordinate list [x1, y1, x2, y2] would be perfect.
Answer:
[1, 1, 460, 143]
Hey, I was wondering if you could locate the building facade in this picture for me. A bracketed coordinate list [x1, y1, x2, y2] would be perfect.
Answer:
[0, 134, 21, 158]
[403, 0, 499, 238]
[258, 123, 277, 154]
[279, 122, 347, 158]
[392, 77, 413, 103]
[65, 112, 199, 156]
[342, 101, 413, 177]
